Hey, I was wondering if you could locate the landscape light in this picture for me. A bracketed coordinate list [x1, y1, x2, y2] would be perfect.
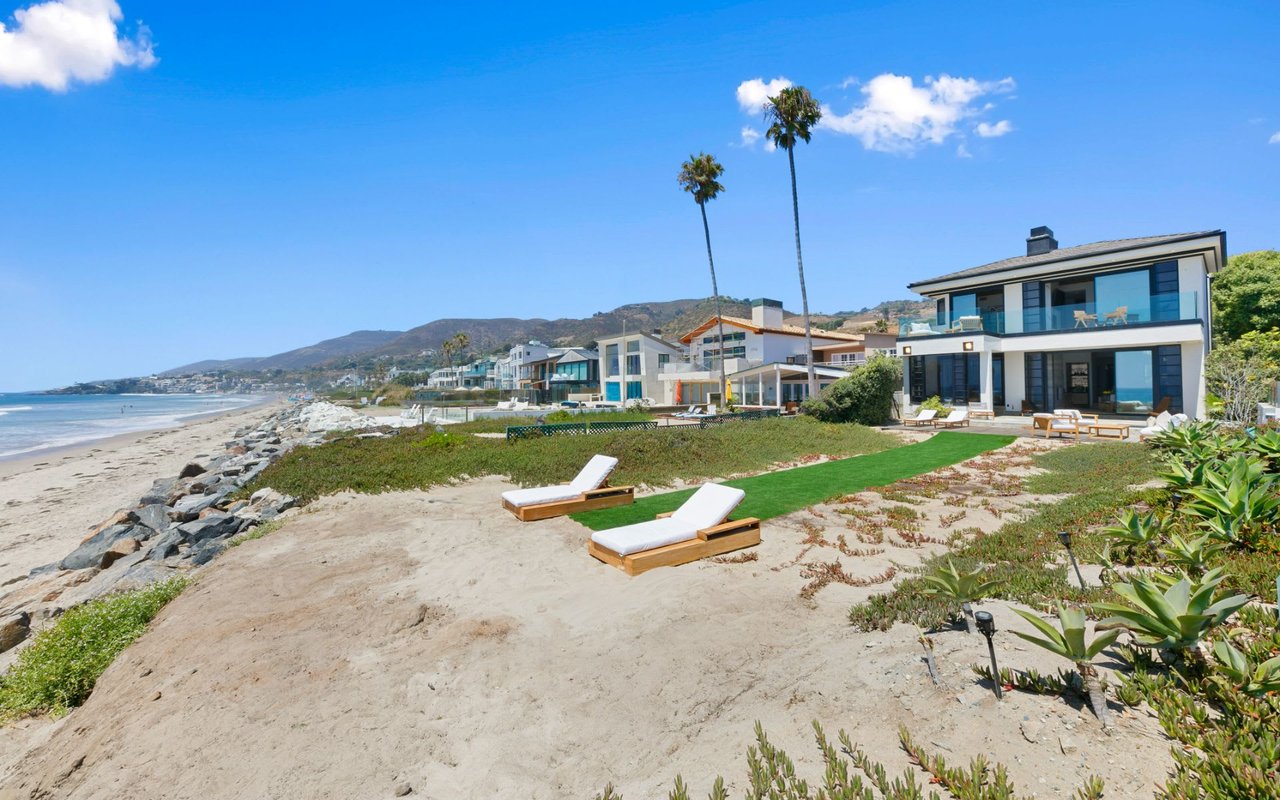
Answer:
[974, 610, 1002, 700]
[1057, 530, 1087, 589]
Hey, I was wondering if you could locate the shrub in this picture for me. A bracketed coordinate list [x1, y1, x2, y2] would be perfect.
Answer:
[800, 353, 902, 425]
[1210, 250, 1280, 341]
[917, 395, 951, 415]
[0, 577, 189, 719]
[1203, 329, 1280, 425]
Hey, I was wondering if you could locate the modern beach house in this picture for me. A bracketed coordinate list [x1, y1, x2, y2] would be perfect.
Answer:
[660, 298, 882, 407]
[595, 331, 687, 403]
[899, 227, 1225, 418]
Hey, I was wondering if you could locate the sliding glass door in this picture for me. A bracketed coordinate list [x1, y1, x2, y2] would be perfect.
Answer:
[1114, 350, 1154, 413]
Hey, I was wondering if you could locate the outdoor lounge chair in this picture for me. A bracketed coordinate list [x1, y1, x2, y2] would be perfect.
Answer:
[932, 408, 970, 428]
[1073, 309, 1098, 328]
[1138, 411, 1189, 440]
[1053, 408, 1100, 425]
[968, 402, 995, 419]
[501, 454, 634, 521]
[587, 483, 760, 576]
[1102, 305, 1129, 325]
[903, 409, 937, 427]
[1034, 413, 1081, 439]
[673, 405, 704, 418]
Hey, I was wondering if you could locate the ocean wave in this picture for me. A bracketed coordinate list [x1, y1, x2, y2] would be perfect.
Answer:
[0, 405, 34, 412]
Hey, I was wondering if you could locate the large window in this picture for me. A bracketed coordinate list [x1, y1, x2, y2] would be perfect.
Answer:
[605, 344, 619, 377]
[1115, 350, 1154, 411]
[625, 354, 641, 375]
[625, 381, 642, 399]
[555, 361, 588, 381]
[1095, 269, 1151, 326]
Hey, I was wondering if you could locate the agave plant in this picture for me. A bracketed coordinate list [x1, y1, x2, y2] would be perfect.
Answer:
[1012, 606, 1120, 729]
[1157, 531, 1228, 577]
[1157, 457, 1217, 495]
[1247, 428, 1280, 470]
[1095, 568, 1251, 663]
[1099, 509, 1164, 563]
[1182, 455, 1280, 551]
[920, 561, 1003, 633]
[1212, 640, 1280, 696]
[1146, 420, 1222, 457]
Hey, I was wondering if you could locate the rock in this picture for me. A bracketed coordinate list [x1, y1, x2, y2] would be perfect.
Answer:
[130, 504, 170, 535]
[170, 493, 220, 522]
[0, 611, 31, 652]
[1019, 720, 1045, 744]
[189, 540, 226, 566]
[140, 477, 179, 506]
[178, 462, 207, 479]
[1059, 736, 1078, 755]
[99, 538, 141, 569]
[61, 524, 144, 570]
[176, 513, 241, 545]
[393, 783, 412, 797]
[84, 510, 132, 541]
[150, 690, 162, 701]
[148, 530, 182, 561]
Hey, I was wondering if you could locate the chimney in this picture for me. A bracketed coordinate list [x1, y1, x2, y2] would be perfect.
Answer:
[1026, 226, 1058, 256]
[751, 298, 784, 329]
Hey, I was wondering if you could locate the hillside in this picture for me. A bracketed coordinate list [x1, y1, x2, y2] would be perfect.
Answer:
[163, 297, 926, 375]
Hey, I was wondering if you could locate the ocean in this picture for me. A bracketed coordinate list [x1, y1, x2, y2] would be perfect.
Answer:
[0, 393, 265, 461]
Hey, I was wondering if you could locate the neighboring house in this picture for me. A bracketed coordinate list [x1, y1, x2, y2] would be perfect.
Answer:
[596, 331, 686, 403]
[426, 366, 463, 389]
[546, 347, 599, 403]
[662, 298, 867, 407]
[898, 227, 1225, 417]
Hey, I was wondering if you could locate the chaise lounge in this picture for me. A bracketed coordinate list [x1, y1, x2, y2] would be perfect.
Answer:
[903, 409, 937, 427]
[587, 483, 761, 576]
[501, 454, 634, 521]
[932, 408, 970, 428]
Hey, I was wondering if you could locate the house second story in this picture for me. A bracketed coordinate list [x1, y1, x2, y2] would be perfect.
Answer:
[898, 228, 1225, 348]
[677, 298, 864, 373]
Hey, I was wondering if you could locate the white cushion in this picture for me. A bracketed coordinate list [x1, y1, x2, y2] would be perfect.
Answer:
[913, 409, 937, 421]
[1049, 419, 1077, 431]
[1154, 410, 1173, 429]
[943, 409, 968, 422]
[1171, 413, 1189, 427]
[569, 454, 618, 493]
[1053, 409, 1081, 420]
[591, 518, 696, 556]
[670, 483, 745, 530]
[501, 485, 581, 507]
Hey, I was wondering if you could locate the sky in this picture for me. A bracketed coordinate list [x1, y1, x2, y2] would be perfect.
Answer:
[1, 0, 1277, 391]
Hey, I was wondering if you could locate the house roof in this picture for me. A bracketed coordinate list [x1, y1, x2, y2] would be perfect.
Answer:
[680, 315, 864, 344]
[597, 329, 685, 351]
[908, 230, 1224, 290]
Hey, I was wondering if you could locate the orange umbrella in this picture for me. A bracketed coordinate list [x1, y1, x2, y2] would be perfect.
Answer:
[674, 380, 682, 405]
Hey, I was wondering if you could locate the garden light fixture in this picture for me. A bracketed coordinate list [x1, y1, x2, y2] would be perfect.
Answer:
[975, 610, 1002, 700]
[1057, 530, 1087, 589]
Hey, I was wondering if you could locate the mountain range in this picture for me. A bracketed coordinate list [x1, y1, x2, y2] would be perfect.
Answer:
[163, 297, 931, 375]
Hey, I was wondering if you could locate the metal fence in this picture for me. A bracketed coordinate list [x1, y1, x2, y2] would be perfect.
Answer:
[505, 420, 658, 441]
[696, 408, 782, 427]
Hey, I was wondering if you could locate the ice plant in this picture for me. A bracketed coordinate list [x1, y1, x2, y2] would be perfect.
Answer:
[1011, 605, 1120, 729]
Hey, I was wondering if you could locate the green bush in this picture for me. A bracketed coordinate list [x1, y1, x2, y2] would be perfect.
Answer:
[800, 353, 902, 425]
[0, 577, 189, 719]
[918, 395, 952, 415]
[1211, 250, 1280, 341]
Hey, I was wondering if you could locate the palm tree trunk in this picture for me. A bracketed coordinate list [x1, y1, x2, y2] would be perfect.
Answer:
[700, 201, 729, 408]
[1077, 662, 1112, 730]
[786, 145, 817, 398]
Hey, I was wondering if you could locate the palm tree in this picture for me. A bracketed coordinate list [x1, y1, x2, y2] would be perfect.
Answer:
[677, 153, 729, 403]
[765, 85, 822, 398]
[451, 331, 471, 363]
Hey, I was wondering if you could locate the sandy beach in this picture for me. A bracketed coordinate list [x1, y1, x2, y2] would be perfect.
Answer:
[0, 399, 285, 582]
[0, 440, 1173, 799]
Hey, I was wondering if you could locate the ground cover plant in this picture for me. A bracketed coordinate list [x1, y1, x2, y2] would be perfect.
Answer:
[572, 432, 1015, 530]
[246, 417, 902, 504]
[444, 409, 656, 435]
[0, 577, 188, 720]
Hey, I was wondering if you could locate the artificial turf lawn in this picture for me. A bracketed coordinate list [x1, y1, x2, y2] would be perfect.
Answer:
[572, 430, 1016, 530]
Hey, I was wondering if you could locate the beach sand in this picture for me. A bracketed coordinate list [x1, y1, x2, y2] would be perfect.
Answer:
[0, 399, 285, 582]
[0, 441, 1174, 799]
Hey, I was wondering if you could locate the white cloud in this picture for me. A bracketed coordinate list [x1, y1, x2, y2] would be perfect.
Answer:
[976, 119, 1013, 138]
[1270, 130, 1280, 144]
[0, 0, 155, 92]
[735, 76, 792, 113]
[738, 126, 761, 147]
[820, 73, 1015, 154]
[956, 143, 972, 158]
[839, 76, 858, 89]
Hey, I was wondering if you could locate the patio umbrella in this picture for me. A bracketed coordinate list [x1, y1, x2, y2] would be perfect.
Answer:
[725, 378, 733, 404]
[674, 380, 682, 405]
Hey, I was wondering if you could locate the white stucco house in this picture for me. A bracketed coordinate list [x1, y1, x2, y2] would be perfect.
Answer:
[595, 331, 686, 403]
[898, 227, 1225, 418]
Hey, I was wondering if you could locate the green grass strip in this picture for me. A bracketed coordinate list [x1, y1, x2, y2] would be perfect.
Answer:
[572, 431, 1015, 530]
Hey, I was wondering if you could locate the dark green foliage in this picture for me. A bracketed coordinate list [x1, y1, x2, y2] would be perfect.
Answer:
[1210, 250, 1280, 341]
[802, 355, 903, 425]
[0, 578, 188, 719]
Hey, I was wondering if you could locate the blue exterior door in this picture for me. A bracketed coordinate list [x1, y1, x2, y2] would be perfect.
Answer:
[605, 382, 621, 401]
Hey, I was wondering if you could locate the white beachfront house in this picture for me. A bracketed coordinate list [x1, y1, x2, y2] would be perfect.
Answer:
[898, 227, 1225, 418]
[660, 298, 871, 407]
[595, 331, 686, 403]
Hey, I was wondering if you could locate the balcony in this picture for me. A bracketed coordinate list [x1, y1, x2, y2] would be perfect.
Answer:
[899, 291, 1199, 339]
[899, 310, 1006, 338]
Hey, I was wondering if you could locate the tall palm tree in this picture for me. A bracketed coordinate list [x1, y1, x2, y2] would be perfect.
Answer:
[677, 153, 729, 404]
[765, 86, 822, 398]
[451, 331, 471, 363]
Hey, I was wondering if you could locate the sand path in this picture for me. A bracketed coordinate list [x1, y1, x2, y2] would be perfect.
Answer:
[0, 451, 1174, 799]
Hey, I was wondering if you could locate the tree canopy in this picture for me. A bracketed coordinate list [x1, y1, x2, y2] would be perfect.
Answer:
[1212, 250, 1280, 342]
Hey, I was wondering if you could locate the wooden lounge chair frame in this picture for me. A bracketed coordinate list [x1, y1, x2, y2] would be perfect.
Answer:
[903, 409, 938, 427]
[503, 484, 635, 522]
[932, 412, 970, 428]
[587, 513, 761, 576]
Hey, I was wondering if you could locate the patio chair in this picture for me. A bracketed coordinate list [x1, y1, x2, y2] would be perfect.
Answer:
[968, 402, 995, 419]
[501, 454, 634, 521]
[1102, 306, 1129, 325]
[1034, 413, 1081, 440]
[902, 408, 938, 427]
[932, 408, 970, 428]
[907, 321, 934, 337]
[958, 315, 983, 332]
[587, 483, 760, 576]
[1152, 396, 1172, 416]
[1073, 310, 1098, 328]
[1053, 408, 1100, 425]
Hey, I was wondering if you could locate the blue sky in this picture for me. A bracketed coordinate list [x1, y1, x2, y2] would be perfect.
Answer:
[1, 0, 1277, 390]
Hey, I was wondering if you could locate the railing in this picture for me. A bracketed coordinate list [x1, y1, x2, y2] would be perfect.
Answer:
[697, 408, 781, 427]
[899, 311, 1005, 337]
[505, 420, 657, 441]
[899, 291, 1199, 338]
[660, 360, 715, 375]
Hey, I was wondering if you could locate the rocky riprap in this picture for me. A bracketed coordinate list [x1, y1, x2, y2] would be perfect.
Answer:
[0, 402, 384, 660]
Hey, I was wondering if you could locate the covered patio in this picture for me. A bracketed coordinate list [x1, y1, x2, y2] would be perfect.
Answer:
[729, 363, 849, 408]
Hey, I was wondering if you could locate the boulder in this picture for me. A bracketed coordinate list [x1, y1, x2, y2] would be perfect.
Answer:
[100, 538, 141, 569]
[189, 540, 226, 566]
[140, 477, 179, 506]
[0, 611, 30, 652]
[169, 492, 221, 522]
[176, 513, 241, 545]
[148, 530, 182, 561]
[130, 504, 171, 535]
[178, 462, 207, 479]
[61, 524, 145, 571]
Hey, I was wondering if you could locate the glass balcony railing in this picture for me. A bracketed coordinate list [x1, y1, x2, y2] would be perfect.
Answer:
[898, 291, 1199, 338]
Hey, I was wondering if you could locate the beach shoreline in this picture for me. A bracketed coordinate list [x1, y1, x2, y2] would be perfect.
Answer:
[0, 398, 286, 582]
